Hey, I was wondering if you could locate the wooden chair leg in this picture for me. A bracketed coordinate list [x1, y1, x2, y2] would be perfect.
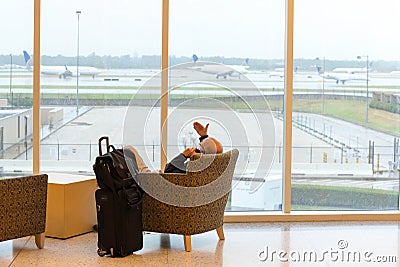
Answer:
[35, 233, 45, 249]
[216, 226, 225, 240]
[183, 235, 192, 252]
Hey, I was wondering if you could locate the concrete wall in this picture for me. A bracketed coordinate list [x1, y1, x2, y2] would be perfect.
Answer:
[0, 107, 64, 146]
[41, 107, 63, 125]
[0, 109, 33, 145]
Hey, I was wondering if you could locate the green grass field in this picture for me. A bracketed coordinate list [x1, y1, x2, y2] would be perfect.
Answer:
[293, 99, 399, 136]
[291, 183, 398, 210]
[235, 98, 399, 136]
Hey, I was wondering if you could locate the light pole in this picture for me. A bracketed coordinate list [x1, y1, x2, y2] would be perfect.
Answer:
[76, 10, 81, 116]
[24, 115, 28, 160]
[357, 55, 369, 124]
[9, 54, 12, 107]
[316, 57, 325, 113]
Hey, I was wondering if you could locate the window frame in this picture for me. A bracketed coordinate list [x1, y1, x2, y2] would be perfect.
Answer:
[32, 0, 400, 220]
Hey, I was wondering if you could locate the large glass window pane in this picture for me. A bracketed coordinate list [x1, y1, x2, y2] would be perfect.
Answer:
[0, 1, 34, 175]
[39, 1, 161, 174]
[293, 0, 400, 210]
[169, 0, 285, 211]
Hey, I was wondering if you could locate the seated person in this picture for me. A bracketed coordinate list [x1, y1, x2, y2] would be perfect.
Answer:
[126, 121, 223, 174]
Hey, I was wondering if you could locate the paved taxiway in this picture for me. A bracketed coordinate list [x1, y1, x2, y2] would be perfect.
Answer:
[1, 68, 400, 96]
[16, 105, 396, 170]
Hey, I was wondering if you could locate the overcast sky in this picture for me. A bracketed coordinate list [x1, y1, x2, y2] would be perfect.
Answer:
[1, 0, 400, 60]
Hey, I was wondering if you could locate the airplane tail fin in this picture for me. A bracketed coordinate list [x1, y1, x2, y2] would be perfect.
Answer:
[242, 58, 249, 66]
[316, 66, 323, 74]
[192, 54, 199, 63]
[62, 65, 73, 78]
[23, 51, 33, 67]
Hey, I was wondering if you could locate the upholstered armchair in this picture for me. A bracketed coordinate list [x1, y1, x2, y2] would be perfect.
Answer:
[138, 149, 239, 252]
[0, 174, 48, 249]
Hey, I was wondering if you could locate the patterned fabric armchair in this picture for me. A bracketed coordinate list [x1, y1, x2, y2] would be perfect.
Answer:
[138, 149, 239, 252]
[0, 174, 48, 249]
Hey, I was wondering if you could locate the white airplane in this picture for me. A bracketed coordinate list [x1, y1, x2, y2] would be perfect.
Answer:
[268, 67, 298, 78]
[23, 51, 101, 79]
[190, 54, 249, 79]
[332, 62, 372, 74]
[317, 66, 368, 84]
[332, 67, 367, 74]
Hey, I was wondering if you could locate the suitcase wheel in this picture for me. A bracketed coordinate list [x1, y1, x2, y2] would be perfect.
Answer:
[97, 248, 108, 257]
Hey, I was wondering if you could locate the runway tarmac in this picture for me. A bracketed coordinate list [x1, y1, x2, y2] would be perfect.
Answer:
[0, 68, 400, 96]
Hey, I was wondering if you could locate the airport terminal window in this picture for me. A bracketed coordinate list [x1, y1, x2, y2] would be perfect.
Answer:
[37, 1, 161, 173]
[169, 0, 285, 211]
[292, 0, 400, 211]
[0, 1, 34, 172]
[8, 0, 399, 215]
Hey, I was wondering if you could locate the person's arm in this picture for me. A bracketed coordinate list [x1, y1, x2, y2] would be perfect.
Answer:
[163, 147, 197, 173]
[124, 145, 151, 173]
[163, 153, 187, 173]
[193, 122, 209, 141]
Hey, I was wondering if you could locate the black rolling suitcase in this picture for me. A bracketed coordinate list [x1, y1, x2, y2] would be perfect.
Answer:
[95, 187, 143, 257]
[94, 136, 144, 257]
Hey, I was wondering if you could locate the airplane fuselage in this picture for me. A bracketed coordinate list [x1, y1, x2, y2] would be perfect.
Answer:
[191, 63, 249, 79]
[23, 50, 101, 78]
[321, 72, 368, 84]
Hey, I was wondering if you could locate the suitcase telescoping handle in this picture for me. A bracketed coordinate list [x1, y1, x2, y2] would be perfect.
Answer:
[98, 136, 110, 155]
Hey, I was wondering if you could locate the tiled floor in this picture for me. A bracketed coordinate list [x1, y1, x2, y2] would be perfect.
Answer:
[1, 222, 399, 267]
